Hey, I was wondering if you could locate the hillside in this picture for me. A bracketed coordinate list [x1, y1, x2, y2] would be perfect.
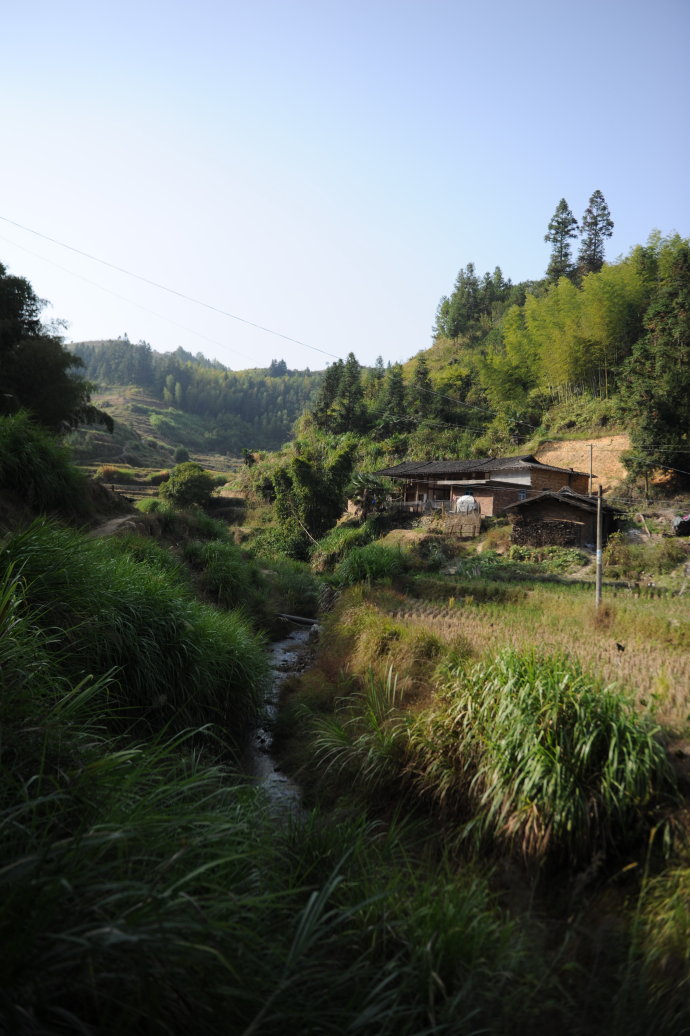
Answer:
[70, 339, 323, 456]
[65, 385, 243, 471]
[535, 435, 630, 493]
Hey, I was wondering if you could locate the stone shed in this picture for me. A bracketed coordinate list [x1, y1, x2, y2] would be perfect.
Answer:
[504, 489, 621, 548]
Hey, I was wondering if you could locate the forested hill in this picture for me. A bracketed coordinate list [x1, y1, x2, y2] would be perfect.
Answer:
[302, 228, 690, 487]
[70, 339, 323, 453]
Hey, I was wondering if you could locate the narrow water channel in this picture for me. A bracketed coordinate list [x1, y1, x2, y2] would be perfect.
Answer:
[242, 626, 312, 815]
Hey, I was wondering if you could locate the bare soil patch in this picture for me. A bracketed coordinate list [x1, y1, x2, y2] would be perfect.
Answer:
[535, 435, 630, 492]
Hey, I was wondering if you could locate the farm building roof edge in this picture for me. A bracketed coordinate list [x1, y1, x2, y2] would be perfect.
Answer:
[374, 454, 591, 479]
[503, 487, 624, 514]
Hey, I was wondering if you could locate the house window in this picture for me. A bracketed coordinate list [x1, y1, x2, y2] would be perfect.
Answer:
[433, 488, 451, 501]
[518, 490, 527, 501]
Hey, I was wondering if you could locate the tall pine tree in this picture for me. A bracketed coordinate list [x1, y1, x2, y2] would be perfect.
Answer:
[578, 190, 614, 275]
[545, 199, 579, 282]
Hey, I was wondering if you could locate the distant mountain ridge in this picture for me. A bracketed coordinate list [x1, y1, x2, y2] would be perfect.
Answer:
[69, 339, 323, 455]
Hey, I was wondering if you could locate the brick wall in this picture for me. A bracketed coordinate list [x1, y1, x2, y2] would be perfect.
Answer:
[531, 468, 589, 494]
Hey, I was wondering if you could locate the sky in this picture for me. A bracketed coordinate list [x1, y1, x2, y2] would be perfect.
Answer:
[1, 0, 688, 372]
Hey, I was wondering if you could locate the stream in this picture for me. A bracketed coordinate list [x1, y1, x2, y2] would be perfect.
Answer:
[241, 626, 312, 816]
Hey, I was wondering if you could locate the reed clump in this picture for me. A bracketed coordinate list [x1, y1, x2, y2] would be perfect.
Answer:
[333, 542, 408, 586]
[636, 864, 690, 1032]
[2, 519, 267, 733]
[0, 411, 91, 518]
[408, 650, 677, 866]
[309, 517, 379, 572]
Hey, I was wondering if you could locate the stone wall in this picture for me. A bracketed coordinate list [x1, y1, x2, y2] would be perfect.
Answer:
[510, 518, 585, 547]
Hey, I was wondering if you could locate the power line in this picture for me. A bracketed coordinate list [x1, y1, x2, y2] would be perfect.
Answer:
[0, 214, 340, 362]
[0, 232, 260, 368]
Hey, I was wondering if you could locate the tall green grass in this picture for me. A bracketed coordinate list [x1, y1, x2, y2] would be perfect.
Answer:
[137, 496, 230, 540]
[265, 558, 322, 617]
[634, 864, 690, 1033]
[0, 567, 553, 1035]
[408, 651, 677, 865]
[2, 520, 267, 733]
[0, 411, 91, 518]
[309, 518, 379, 572]
[312, 668, 407, 796]
[183, 537, 269, 623]
[1, 562, 685, 1034]
[334, 543, 407, 586]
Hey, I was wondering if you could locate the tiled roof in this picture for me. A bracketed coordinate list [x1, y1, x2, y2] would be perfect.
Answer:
[504, 488, 622, 514]
[374, 455, 590, 478]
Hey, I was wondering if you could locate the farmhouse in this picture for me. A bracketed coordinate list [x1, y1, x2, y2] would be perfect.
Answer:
[375, 454, 591, 517]
[504, 488, 622, 548]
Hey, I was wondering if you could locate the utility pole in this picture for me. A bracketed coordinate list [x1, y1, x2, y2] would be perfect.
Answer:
[595, 485, 603, 608]
[589, 444, 593, 495]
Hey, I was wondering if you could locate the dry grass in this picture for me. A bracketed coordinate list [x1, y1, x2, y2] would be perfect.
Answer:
[332, 582, 690, 733]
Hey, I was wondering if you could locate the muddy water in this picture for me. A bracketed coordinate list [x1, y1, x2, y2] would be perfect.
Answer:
[242, 627, 312, 815]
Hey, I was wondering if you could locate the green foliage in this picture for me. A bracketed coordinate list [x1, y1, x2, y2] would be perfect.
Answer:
[622, 239, 690, 480]
[312, 668, 407, 794]
[334, 543, 407, 585]
[109, 532, 191, 586]
[73, 339, 322, 452]
[173, 444, 190, 463]
[0, 262, 106, 431]
[265, 558, 322, 617]
[1, 520, 267, 733]
[544, 198, 579, 282]
[270, 440, 356, 555]
[0, 412, 91, 517]
[638, 865, 690, 1032]
[310, 518, 379, 572]
[409, 651, 676, 865]
[159, 461, 216, 508]
[0, 564, 556, 1035]
[506, 544, 589, 572]
[604, 531, 689, 579]
[248, 521, 311, 562]
[433, 263, 515, 340]
[184, 538, 268, 623]
[481, 253, 649, 408]
[578, 189, 614, 275]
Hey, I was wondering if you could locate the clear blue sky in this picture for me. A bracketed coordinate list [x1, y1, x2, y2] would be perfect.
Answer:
[1, 0, 688, 371]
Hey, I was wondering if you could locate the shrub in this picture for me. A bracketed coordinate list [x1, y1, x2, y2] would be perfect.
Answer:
[310, 519, 378, 572]
[95, 464, 137, 483]
[408, 650, 676, 865]
[1, 520, 267, 733]
[267, 559, 322, 617]
[248, 521, 311, 561]
[507, 544, 589, 572]
[334, 544, 407, 586]
[184, 538, 268, 623]
[159, 462, 216, 509]
[0, 411, 91, 517]
[312, 668, 407, 796]
[173, 445, 190, 463]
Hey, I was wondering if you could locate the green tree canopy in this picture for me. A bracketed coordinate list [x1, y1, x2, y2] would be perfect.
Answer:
[544, 199, 579, 282]
[0, 262, 107, 431]
[159, 462, 216, 508]
[578, 190, 614, 275]
[622, 240, 690, 480]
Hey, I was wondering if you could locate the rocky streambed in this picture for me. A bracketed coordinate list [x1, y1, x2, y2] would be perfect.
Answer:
[242, 625, 313, 815]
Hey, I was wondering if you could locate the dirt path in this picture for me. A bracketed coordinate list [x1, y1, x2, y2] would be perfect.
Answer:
[87, 515, 146, 538]
[535, 435, 630, 492]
